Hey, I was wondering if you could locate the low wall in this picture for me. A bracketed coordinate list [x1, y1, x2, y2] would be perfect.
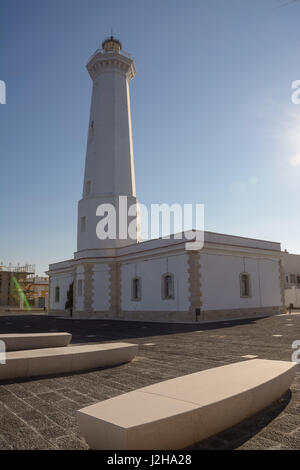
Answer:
[64, 306, 283, 323]
[199, 306, 283, 322]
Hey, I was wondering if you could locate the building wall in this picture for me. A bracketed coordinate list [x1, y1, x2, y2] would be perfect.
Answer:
[93, 263, 110, 311]
[259, 259, 282, 307]
[121, 253, 190, 313]
[201, 254, 281, 311]
[0, 272, 11, 306]
[75, 265, 84, 312]
[49, 249, 283, 322]
[285, 287, 300, 308]
[30, 277, 49, 307]
[49, 272, 74, 312]
[283, 253, 300, 288]
[0, 272, 29, 306]
[204, 232, 280, 252]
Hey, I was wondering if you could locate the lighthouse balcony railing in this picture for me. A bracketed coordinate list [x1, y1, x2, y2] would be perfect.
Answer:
[88, 49, 132, 63]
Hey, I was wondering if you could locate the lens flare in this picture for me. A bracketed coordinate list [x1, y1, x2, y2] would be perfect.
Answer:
[12, 277, 31, 311]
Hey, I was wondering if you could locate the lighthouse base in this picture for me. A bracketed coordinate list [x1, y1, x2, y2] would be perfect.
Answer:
[47, 231, 285, 324]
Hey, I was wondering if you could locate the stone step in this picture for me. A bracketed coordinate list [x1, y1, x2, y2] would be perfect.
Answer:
[77, 359, 297, 450]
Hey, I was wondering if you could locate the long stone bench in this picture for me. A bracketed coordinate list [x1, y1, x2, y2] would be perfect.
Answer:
[0, 343, 138, 380]
[77, 359, 297, 450]
[0, 333, 72, 351]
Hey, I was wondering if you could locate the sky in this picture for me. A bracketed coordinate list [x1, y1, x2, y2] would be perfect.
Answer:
[1, 0, 300, 275]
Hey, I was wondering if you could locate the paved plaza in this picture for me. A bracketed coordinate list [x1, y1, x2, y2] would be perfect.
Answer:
[0, 313, 299, 450]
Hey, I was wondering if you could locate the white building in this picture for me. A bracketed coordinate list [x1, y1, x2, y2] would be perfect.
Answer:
[283, 252, 300, 309]
[47, 37, 285, 323]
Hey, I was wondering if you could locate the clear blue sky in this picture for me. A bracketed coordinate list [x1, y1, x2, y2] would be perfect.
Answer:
[1, 0, 300, 275]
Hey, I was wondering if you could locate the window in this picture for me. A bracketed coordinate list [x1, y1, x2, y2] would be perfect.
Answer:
[297, 276, 300, 285]
[132, 277, 141, 301]
[286, 276, 289, 283]
[55, 286, 60, 303]
[162, 273, 174, 300]
[86, 181, 91, 196]
[290, 274, 296, 284]
[81, 216, 86, 232]
[240, 273, 251, 298]
[77, 279, 83, 297]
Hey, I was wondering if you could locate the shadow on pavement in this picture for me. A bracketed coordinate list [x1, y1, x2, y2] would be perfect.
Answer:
[0, 314, 269, 344]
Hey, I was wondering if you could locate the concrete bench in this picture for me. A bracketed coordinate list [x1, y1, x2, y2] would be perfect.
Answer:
[0, 333, 72, 351]
[77, 359, 297, 450]
[0, 342, 138, 380]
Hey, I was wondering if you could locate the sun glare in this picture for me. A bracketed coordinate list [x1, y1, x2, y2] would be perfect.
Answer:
[290, 154, 300, 166]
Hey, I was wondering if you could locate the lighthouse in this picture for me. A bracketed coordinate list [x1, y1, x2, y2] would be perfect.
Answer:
[77, 36, 140, 255]
[48, 37, 285, 323]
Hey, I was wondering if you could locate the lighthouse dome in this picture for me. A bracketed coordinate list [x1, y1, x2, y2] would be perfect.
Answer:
[102, 36, 122, 53]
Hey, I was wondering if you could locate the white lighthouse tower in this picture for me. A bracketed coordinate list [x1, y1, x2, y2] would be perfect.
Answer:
[77, 36, 139, 256]
[48, 36, 285, 323]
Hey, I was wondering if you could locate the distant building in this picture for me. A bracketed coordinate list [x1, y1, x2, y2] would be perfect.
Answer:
[283, 252, 300, 288]
[0, 264, 35, 307]
[26, 276, 49, 308]
[283, 252, 300, 308]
